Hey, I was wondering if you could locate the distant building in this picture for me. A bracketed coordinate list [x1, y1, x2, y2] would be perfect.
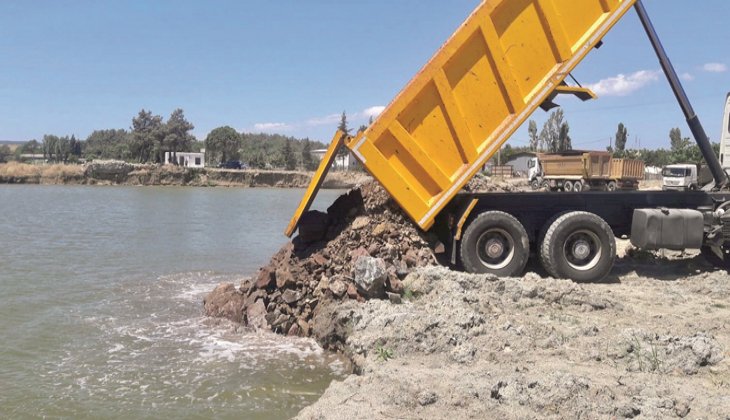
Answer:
[504, 152, 537, 177]
[311, 148, 357, 170]
[164, 151, 205, 168]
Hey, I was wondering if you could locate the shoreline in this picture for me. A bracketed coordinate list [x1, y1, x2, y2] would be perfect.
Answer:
[0, 161, 370, 189]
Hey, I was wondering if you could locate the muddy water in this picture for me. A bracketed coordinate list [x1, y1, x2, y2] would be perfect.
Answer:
[0, 185, 347, 419]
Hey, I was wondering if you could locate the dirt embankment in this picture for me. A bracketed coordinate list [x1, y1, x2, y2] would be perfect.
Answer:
[204, 178, 730, 419]
[0, 161, 370, 189]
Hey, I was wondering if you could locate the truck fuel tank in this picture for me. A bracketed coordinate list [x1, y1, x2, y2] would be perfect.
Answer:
[630, 209, 704, 250]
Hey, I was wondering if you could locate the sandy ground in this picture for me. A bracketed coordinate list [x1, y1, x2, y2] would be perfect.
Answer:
[297, 244, 730, 419]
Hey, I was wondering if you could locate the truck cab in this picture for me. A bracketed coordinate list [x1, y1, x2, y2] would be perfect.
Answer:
[662, 164, 698, 191]
[527, 157, 542, 189]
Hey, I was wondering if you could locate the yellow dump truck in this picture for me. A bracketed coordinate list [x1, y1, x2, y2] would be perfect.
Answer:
[531, 151, 645, 191]
[288, 0, 730, 281]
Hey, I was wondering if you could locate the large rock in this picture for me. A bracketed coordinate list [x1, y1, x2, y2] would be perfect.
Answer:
[203, 283, 246, 323]
[353, 256, 387, 298]
[297, 210, 330, 243]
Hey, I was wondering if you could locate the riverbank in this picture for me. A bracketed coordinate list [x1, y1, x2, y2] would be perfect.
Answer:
[204, 181, 730, 419]
[0, 161, 370, 189]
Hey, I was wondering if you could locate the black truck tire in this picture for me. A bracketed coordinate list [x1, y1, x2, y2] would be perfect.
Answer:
[607, 181, 618, 191]
[460, 211, 530, 277]
[540, 211, 616, 282]
[573, 181, 584, 192]
[564, 181, 574, 192]
[700, 246, 730, 270]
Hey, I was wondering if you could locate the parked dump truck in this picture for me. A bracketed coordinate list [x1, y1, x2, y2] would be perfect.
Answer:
[528, 151, 644, 191]
[287, 0, 730, 282]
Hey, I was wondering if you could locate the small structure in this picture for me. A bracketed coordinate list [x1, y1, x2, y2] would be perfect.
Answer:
[164, 151, 205, 168]
[311, 148, 356, 170]
[504, 152, 537, 177]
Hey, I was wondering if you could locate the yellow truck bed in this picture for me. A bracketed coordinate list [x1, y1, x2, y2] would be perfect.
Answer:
[287, 0, 638, 236]
[611, 158, 645, 181]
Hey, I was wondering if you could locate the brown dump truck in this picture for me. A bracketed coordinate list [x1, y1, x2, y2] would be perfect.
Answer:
[529, 151, 644, 191]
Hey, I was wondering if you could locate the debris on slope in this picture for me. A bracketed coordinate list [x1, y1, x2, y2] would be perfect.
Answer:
[204, 182, 441, 341]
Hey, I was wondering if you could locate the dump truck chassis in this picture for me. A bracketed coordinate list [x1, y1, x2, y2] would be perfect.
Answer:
[444, 191, 730, 281]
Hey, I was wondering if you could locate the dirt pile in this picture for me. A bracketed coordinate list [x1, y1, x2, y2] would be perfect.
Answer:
[204, 182, 440, 343]
[463, 172, 530, 192]
[296, 266, 730, 419]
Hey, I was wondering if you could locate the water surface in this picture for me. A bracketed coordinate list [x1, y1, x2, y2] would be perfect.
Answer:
[0, 185, 347, 419]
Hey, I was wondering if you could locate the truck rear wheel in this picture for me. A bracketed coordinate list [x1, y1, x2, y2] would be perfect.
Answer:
[460, 211, 529, 277]
[540, 211, 616, 282]
[573, 181, 584, 192]
[607, 181, 618, 191]
[564, 181, 574, 192]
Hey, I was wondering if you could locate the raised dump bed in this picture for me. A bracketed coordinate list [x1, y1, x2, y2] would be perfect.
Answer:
[287, 0, 638, 236]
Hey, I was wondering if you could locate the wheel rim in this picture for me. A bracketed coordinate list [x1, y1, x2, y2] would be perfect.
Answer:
[563, 229, 602, 271]
[476, 228, 515, 270]
[564, 181, 573, 192]
[574, 182, 583, 192]
[607, 182, 617, 191]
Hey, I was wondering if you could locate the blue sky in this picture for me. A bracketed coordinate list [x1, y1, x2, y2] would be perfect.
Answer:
[1, 0, 729, 150]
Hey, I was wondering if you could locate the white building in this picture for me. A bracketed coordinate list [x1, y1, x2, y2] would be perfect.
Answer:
[164, 151, 205, 168]
[311, 148, 357, 170]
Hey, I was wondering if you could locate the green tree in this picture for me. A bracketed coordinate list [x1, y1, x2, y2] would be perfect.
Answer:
[85, 129, 130, 160]
[205, 126, 240, 164]
[131, 110, 164, 163]
[164, 108, 194, 164]
[338, 111, 351, 135]
[528, 120, 539, 151]
[558, 121, 571, 152]
[0, 145, 11, 163]
[539, 109, 570, 152]
[302, 139, 315, 171]
[614, 123, 628, 156]
[42, 135, 58, 162]
[282, 138, 297, 170]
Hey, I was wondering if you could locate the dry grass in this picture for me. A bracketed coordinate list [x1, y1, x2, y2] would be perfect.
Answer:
[0, 162, 84, 178]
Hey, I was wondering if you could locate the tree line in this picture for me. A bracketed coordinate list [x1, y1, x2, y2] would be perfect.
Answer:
[498, 110, 720, 168]
[8, 108, 327, 171]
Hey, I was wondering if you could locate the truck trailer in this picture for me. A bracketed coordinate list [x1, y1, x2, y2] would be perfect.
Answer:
[287, 0, 730, 282]
[529, 151, 644, 191]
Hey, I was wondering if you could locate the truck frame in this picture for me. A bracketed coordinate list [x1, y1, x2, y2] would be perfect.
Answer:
[287, 0, 730, 282]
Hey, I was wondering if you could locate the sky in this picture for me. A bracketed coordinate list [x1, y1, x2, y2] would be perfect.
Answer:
[1, 0, 730, 150]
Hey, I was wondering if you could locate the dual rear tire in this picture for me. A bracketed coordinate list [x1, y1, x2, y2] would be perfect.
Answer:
[460, 211, 616, 282]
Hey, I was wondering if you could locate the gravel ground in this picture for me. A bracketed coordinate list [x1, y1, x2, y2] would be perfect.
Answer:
[297, 251, 730, 419]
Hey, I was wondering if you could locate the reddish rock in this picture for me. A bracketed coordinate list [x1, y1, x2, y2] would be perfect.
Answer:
[275, 267, 296, 289]
[350, 247, 370, 260]
[254, 267, 275, 289]
[288, 323, 300, 336]
[282, 289, 302, 304]
[347, 283, 359, 299]
[388, 277, 405, 294]
[313, 254, 329, 266]
[204, 283, 246, 323]
[298, 210, 329, 243]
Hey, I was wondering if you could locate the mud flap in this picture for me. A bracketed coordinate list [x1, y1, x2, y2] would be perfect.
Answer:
[284, 131, 346, 237]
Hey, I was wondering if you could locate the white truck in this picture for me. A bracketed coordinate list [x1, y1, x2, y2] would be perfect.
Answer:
[662, 164, 698, 191]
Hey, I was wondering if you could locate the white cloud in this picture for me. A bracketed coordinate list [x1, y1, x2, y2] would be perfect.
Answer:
[587, 70, 660, 97]
[680, 72, 695, 81]
[306, 114, 340, 127]
[250, 105, 386, 135]
[702, 62, 727, 73]
[253, 122, 291, 132]
[359, 105, 386, 119]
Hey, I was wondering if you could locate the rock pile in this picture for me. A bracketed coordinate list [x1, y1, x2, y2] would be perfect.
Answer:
[204, 182, 440, 341]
